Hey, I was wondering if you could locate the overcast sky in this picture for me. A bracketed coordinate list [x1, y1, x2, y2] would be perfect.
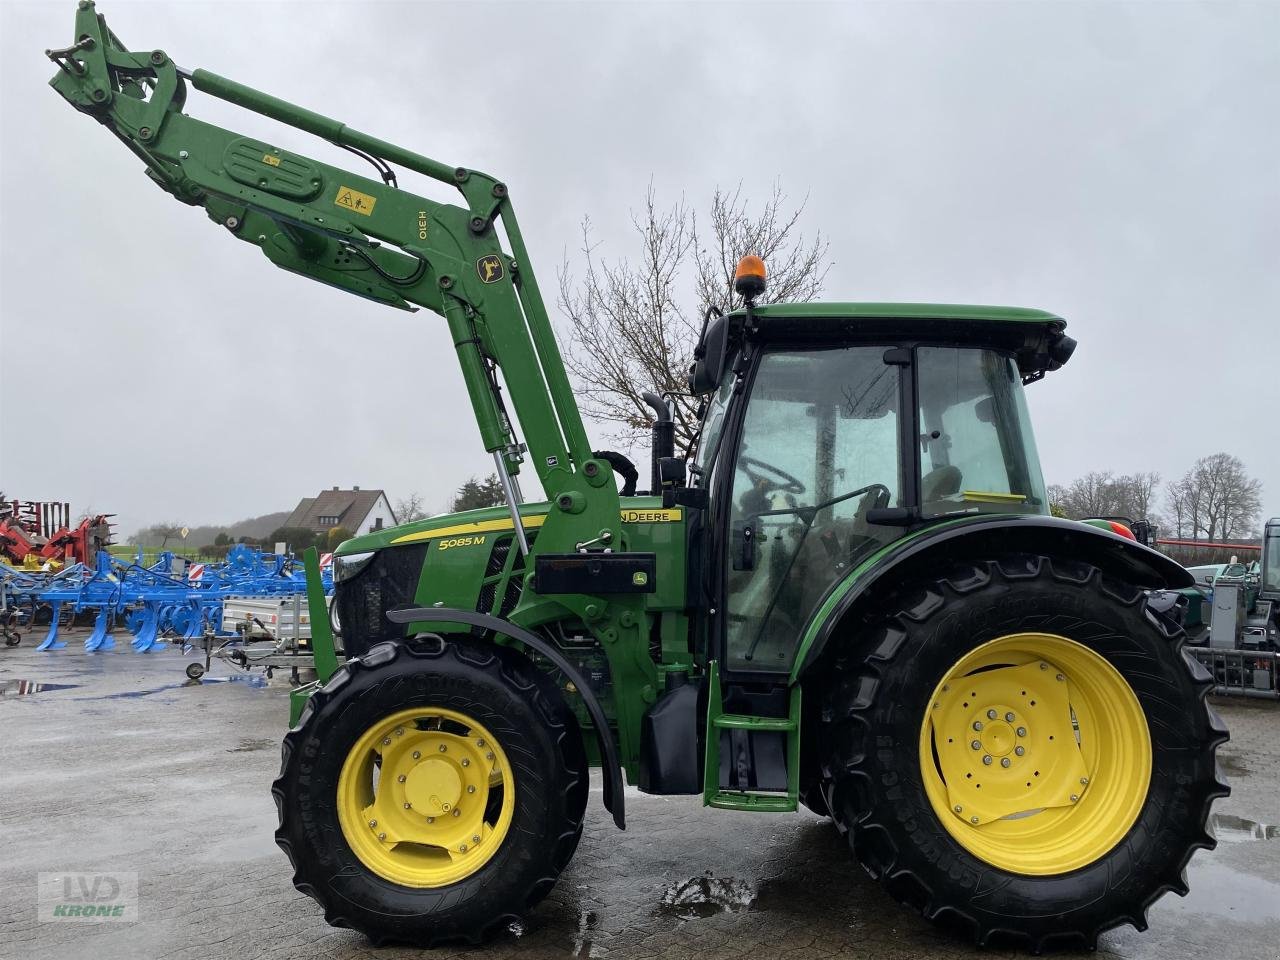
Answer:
[1, 0, 1277, 537]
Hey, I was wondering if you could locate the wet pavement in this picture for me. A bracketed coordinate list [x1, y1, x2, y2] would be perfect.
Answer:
[2, 635, 1278, 960]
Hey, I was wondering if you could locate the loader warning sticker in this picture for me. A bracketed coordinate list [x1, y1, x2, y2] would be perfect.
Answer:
[334, 185, 377, 216]
[261, 153, 282, 167]
[477, 255, 505, 283]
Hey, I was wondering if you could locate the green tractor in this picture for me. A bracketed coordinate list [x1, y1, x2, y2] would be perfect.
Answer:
[50, 4, 1228, 950]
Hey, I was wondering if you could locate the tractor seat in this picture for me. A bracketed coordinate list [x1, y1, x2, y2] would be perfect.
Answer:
[921, 465, 962, 501]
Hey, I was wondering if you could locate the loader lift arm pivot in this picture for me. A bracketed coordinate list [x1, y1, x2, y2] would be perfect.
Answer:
[49, 2, 658, 820]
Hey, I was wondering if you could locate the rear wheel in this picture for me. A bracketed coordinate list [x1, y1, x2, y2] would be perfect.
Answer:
[274, 636, 588, 945]
[819, 555, 1229, 950]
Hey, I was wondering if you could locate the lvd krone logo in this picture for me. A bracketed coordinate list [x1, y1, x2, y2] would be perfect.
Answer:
[39, 872, 137, 921]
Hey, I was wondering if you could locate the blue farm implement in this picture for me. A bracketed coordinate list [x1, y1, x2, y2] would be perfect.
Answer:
[0, 544, 333, 654]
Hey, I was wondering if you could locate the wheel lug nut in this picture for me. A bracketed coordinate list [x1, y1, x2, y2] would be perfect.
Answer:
[1001, 758, 1011, 768]
[1056, 673, 1066, 682]
[368, 819, 377, 828]
[461, 758, 470, 767]
[404, 802, 412, 809]
[983, 755, 993, 765]
[970, 816, 979, 824]
[377, 832, 386, 841]
[986, 709, 997, 720]
[954, 805, 964, 813]
[1080, 777, 1089, 786]
[395, 727, 404, 736]
[1070, 794, 1079, 803]
[972, 721, 983, 732]
[477, 739, 485, 747]
[382, 738, 391, 746]
[1016, 727, 1026, 737]
[439, 744, 447, 753]
[412, 751, 420, 760]
[486, 752, 494, 761]
[971, 740, 982, 750]
[1004, 712, 1015, 723]
[427, 817, 435, 824]
[1015, 746, 1025, 756]
[1040, 662, 1049, 670]
[397, 774, 406, 783]
[467, 785, 476, 793]
[452, 809, 461, 817]
[472, 834, 480, 844]
[459, 844, 468, 852]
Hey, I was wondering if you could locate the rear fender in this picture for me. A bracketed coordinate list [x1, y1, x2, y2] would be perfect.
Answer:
[792, 515, 1192, 682]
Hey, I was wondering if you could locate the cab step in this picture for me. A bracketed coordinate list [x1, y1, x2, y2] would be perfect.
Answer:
[703, 662, 802, 812]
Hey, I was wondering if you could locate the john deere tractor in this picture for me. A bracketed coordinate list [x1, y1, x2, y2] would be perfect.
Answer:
[50, 4, 1228, 950]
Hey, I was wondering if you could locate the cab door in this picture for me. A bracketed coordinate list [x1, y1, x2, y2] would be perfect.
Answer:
[718, 346, 905, 673]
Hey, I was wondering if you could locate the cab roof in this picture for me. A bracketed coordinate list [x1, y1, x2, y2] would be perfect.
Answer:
[711, 301, 1073, 384]
[739, 302, 1064, 325]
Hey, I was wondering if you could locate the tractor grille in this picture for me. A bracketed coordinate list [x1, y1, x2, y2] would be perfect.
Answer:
[336, 544, 427, 658]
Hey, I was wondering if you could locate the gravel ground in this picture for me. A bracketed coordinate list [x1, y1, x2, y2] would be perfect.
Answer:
[1, 634, 1278, 960]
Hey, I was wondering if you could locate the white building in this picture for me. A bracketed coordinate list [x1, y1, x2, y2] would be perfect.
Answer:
[284, 486, 398, 539]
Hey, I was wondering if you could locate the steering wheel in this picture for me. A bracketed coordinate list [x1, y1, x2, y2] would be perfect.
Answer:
[739, 455, 806, 495]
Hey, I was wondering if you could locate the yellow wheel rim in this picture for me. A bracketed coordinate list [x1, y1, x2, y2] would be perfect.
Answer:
[337, 707, 515, 887]
[919, 632, 1151, 875]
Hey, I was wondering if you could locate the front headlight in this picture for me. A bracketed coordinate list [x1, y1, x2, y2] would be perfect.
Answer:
[334, 550, 376, 583]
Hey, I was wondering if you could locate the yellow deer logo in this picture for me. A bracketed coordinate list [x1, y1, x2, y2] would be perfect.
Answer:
[476, 255, 504, 284]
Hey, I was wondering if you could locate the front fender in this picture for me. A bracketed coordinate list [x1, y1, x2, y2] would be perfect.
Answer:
[387, 606, 626, 829]
[791, 514, 1191, 681]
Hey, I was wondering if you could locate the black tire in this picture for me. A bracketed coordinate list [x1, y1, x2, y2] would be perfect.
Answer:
[274, 636, 589, 946]
[818, 555, 1229, 951]
[185, 661, 205, 680]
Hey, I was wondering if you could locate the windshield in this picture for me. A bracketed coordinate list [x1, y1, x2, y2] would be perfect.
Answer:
[917, 347, 1048, 518]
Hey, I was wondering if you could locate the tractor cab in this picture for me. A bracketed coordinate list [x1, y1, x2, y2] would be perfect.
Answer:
[687, 261, 1077, 679]
[1263, 518, 1280, 602]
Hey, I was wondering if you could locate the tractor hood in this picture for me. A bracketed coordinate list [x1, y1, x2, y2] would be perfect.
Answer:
[334, 502, 554, 556]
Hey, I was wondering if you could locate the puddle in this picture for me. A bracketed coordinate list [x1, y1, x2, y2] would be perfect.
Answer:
[572, 909, 599, 959]
[0, 679, 80, 697]
[1211, 813, 1280, 842]
[227, 737, 274, 753]
[198, 675, 269, 689]
[1173, 859, 1280, 922]
[655, 874, 758, 919]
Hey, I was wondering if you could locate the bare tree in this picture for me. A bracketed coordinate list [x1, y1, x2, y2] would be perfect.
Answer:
[1168, 453, 1262, 541]
[1164, 475, 1193, 538]
[694, 184, 830, 316]
[558, 182, 830, 449]
[139, 522, 184, 548]
[1048, 471, 1160, 521]
[1048, 471, 1118, 519]
[394, 492, 428, 524]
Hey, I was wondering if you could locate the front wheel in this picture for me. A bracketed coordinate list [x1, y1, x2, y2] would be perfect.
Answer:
[819, 555, 1229, 951]
[274, 637, 588, 946]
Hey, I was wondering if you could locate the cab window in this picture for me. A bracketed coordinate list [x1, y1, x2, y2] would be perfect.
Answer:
[917, 347, 1048, 518]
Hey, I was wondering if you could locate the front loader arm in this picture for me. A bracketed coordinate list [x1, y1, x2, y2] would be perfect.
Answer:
[49, 1, 595, 504]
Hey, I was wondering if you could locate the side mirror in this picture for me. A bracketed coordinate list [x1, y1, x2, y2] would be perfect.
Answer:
[662, 487, 708, 511]
[688, 316, 730, 395]
[658, 457, 687, 488]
